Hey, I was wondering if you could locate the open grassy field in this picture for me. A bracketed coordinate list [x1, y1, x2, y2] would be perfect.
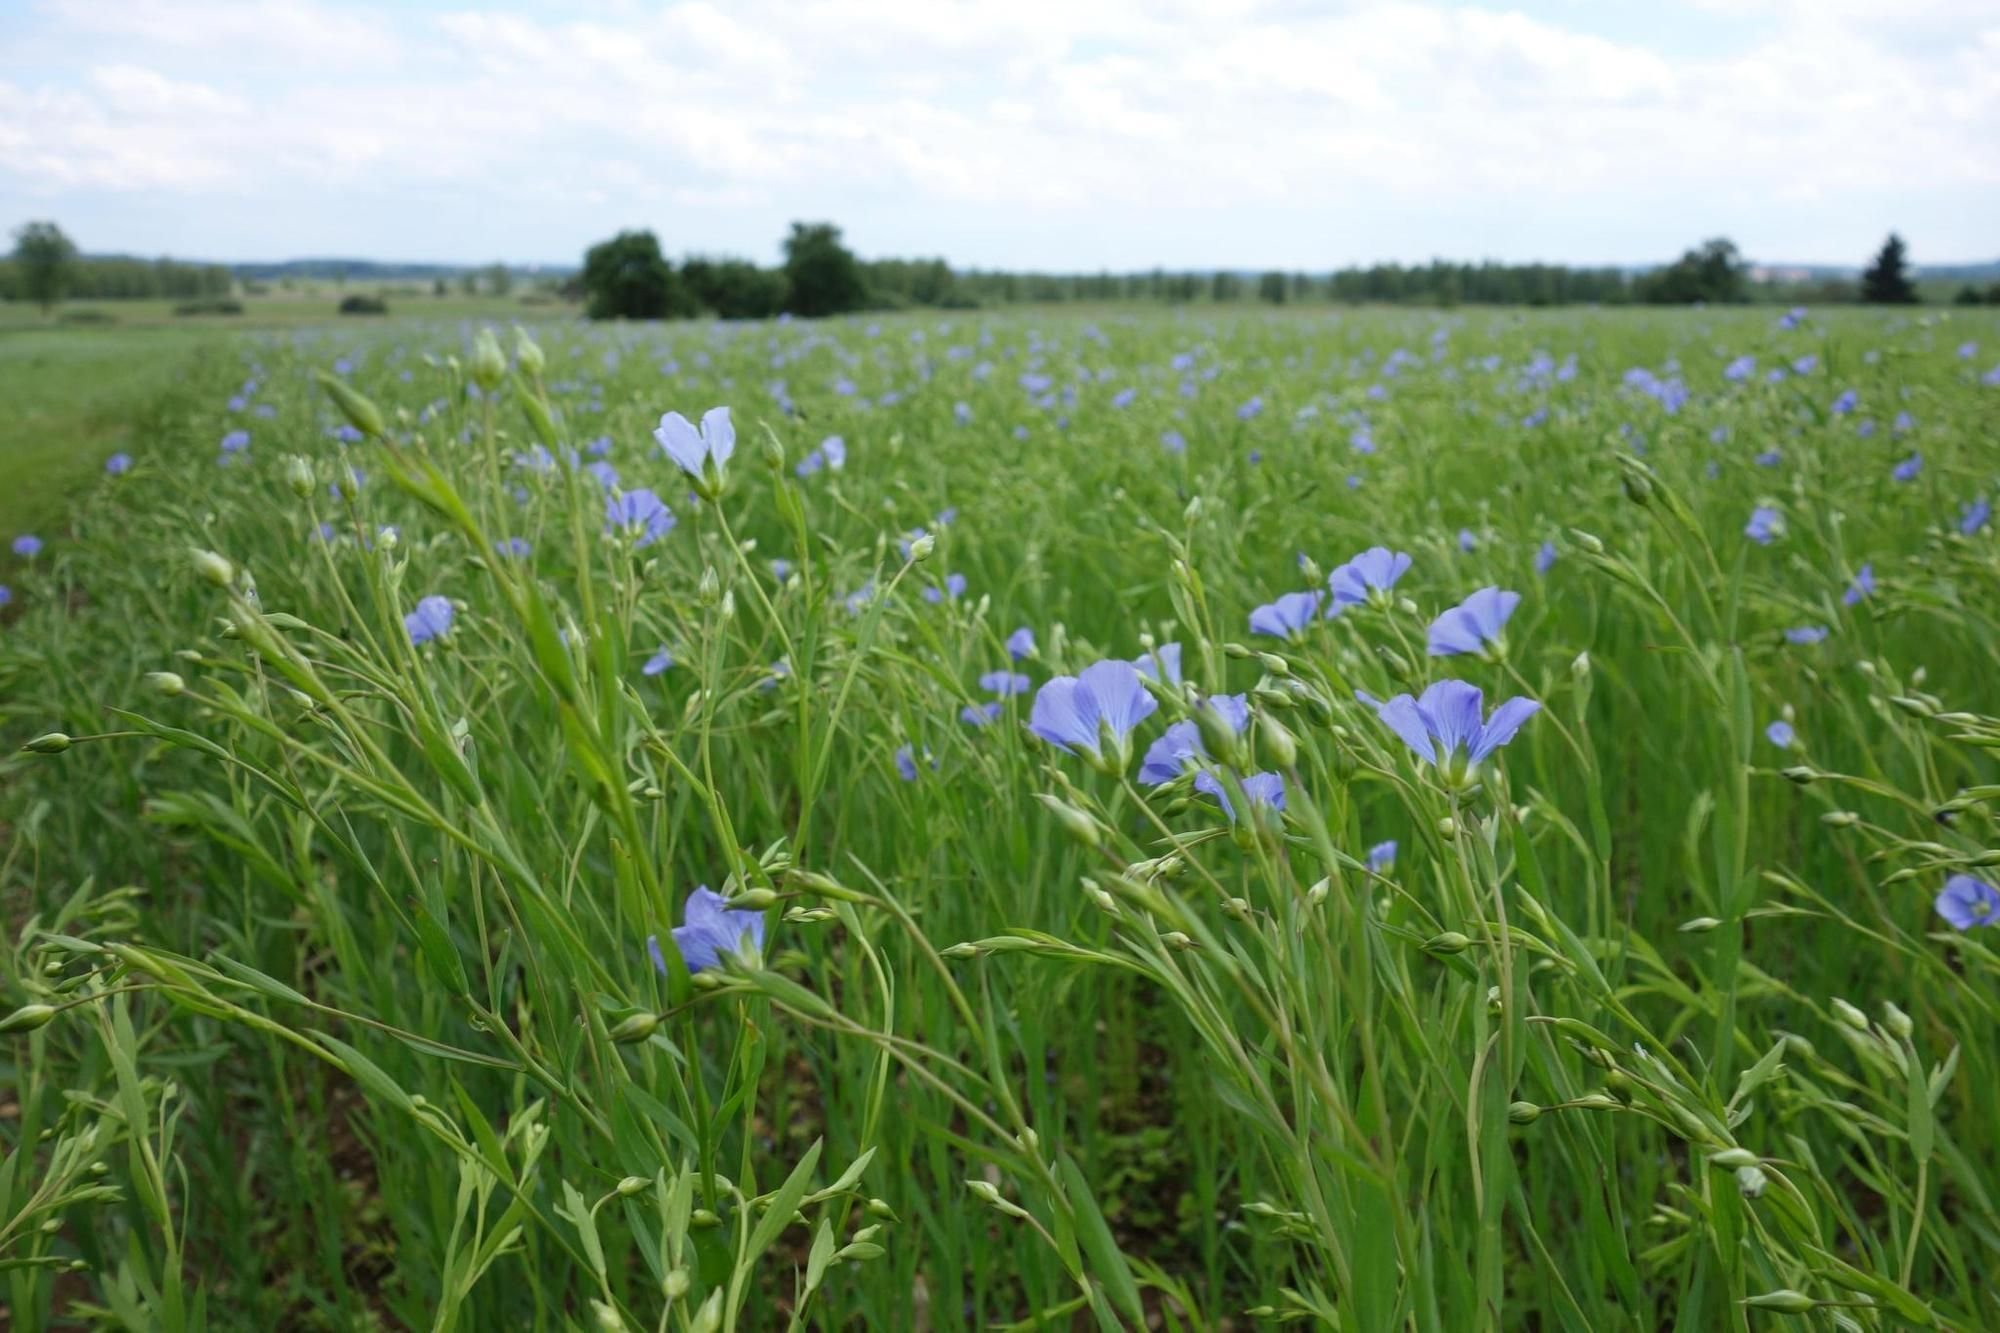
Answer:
[3, 303, 2000, 1330]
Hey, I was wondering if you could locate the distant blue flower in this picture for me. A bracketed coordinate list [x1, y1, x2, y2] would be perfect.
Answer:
[1111, 387, 1136, 409]
[1030, 659, 1158, 765]
[1534, 541, 1558, 576]
[1843, 563, 1874, 605]
[1236, 395, 1264, 420]
[961, 701, 1003, 726]
[1959, 341, 1979, 361]
[821, 436, 846, 469]
[1249, 590, 1323, 640]
[1139, 696, 1248, 784]
[770, 558, 793, 581]
[585, 461, 620, 491]
[643, 646, 674, 676]
[651, 886, 764, 975]
[1368, 840, 1397, 872]
[221, 430, 251, 453]
[1457, 528, 1477, 553]
[105, 452, 132, 475]
[405, 595, 455, 645]
[1366, 680, 1539, 776]
[1194, 770, 1285, 822]
[1765, 720, 1795, 749]
[1755, 448, 1782, 467]
[1724, 355, 1755, 381]
[1793, 355, 1818, 374]
[227, 395, 247, 412]
[1160, 429, 1187, 454]
[333, 357, 354, 376]
[843, 582, 877, 615]
[1710, 426, 1731, 444]
[1784, 625, 1829, 645]
[605, 488, 676, 547]
[1936, 875, 2000, 930]
[585, 435, 613, 456]
[954, 401, 972, 425]
[1831, 389, 1858, 415]
[1008, 626, 1036, 660]
[1427, 587, 1520, 657]
[1892, 452, 1922, 482]
[495, 536, 531, 557]
[1778, 307, 1806, 330]
[1133, 642, 1182, 686]
[1745, 506, 1782, 545]
[12, 534, 43, 558]
[653, 407, 735, 482]
[1892, 411, 1914, 434]
[923, 573, 968, 603]
[895, 745, 921, 782]
[1327, 546, 1412, 607]
[1347, 474, 1364, 489]
[981, 671, 1031, 697]
[935, 506, 958, 526]
[0, 584, 9, 606]
[1961, 498, 1992, 535]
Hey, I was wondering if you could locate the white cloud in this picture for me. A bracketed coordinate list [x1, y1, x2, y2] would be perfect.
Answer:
[0, 0, 1993, 263]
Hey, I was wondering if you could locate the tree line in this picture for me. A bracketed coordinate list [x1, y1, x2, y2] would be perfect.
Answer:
[9, 217, 1991, 318]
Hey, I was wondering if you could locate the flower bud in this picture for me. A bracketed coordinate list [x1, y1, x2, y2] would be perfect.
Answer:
[1781, 765, 1818, 785]
[689, 1288, 724, 1333]
[906, 533, 936, 563]
[1257, 652, 1290, 677]
[1305, 877, 1330, 907]
[145, 671, 186, 697]
[1035, 794, 1102, 849]
[1160, 931, 1196, 951]
[941, 942, 983, 960]
[1707, 1147, 1759, 1169]
[1678, 916, 1722, 933]
[1735, 1165, 1768, 1199]
[1820, 810, 1859, 827]
[1830, 997, 1869, 1029]
[1507, 1101, 1541, 1125]
[697, 566, 721, 606]
[1436, 816, 1458, 839]
[192, 549, 236, 588]
[967, 1180, 1004, 1207]
[663, 1268, 690, 1299]
[1423, 931, 1471, 956]
[590, 1300, 628, 1332]
[725, 887, 778, 911]
[1742, 1290, 1816, 1313]
[284, 455, 315, 499]
[1257, 713, 1299, 769]
[316, 371, 385, 438]
[471, 329, 507, 391]
[513, 327, 545, 378]
[1880, 1001, 1913, 1041]
[0, 1003, 58, 1033]
[22, 733, 71, 755]
[609, 1012, 660, 1043]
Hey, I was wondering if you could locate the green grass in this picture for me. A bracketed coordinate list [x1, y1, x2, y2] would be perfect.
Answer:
[2, 305, 1999, 1331]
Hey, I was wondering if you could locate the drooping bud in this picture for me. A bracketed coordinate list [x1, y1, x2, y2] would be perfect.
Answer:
[22, 733, 71, 755]
[0, 1003, 58, 1033]
[1257, 713, 1299, 770]
[906, 533, 936, 563]
[315, 371, 385, 438]
[1507, 1101, 1542, 1125]
[192, 549, 236, 588]
[1035, 794, 1102, 849]
[513, 326, 545, 378]
[1742, 1290, 1816, 1314]
[609, 1012, 660, 1043]
[284, 455, 315, 499]
[470, 328, 507, 391]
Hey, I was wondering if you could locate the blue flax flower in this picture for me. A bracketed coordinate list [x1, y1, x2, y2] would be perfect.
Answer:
[643, 646, 674, 676]
[12, 534, 43, 558]
[1765, 720, 1795, 749]
[1030, 659, 1158, 769]
[1133, 642, 1182, 686]
[1936, 875, 2000, 930]
[1784, 625, 1828, 645]
[1368, 840, 1397, 873]
[405, 595, 455, 645]
[1427, 587, 1520, 657]
[961, 702, 1003, 726]
[980, 671, 1032, 697]
[653, 407, 735, 492]
[1007, 626, 1036, 660]
[1831, 389, 1858, 415]
[1328, 546, 1412, 608]
[1194, 770, 1285, 822]
[1843, 564, 1874, 605]
[1367, 680, 1538, 783]
[651, 887, 764, 974]
[1535, 541, 1558, 576]
[105, 452, 132, 475]
[1961, 498, 1991, 535]
[605, 488, 676, 547]
[1249, 591, 1322, 640]
[1745, 507, 1782, 545]
[1892, 452, 1922, 482]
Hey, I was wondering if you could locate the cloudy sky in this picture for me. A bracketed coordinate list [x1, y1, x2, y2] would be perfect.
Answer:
[1, 0, 1994, 270]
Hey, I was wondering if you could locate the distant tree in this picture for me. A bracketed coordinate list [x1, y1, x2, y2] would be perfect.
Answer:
[1861, 233, 1918, 304]
[1952, 284, 1984, 306]
[782, 222, 866, 317]
[1636, 238, 1747, 305]
[433, 277, 447, 297]
[1988, 281, 2000, 306]
[12, 221, 78, 312]
[1211, 271, 1242, 302]
[457, 270, 478, 296]
[1257, 271, 1287, 304]
[580, 230, 690, 320]
[483, 263, 514, 297]
[681, 256, 787, 319]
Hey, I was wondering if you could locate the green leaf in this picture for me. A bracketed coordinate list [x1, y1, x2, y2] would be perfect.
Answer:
[1057, 1155, 1145, 1329]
